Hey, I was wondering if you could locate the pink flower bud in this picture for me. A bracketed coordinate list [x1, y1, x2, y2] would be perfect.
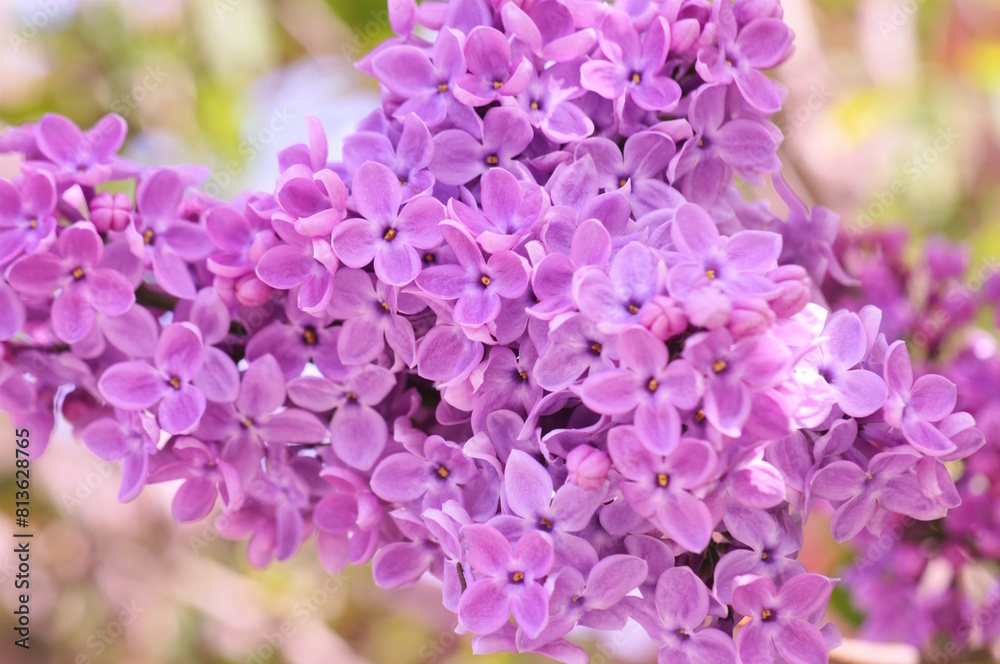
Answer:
[767, 265, 811, 318]
[684, 287, 732, 329]
[566, 445, 610, 490]
[89, 191, 132, 232]
[235, 274, 274, 307]
[639, 295, 688, 340]
[729, 296, 775, 339]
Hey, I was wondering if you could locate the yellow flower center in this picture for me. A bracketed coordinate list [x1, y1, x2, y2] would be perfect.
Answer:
[169, 376, 182, 389]
[630, 72, 641, 84]
[705, 269, 716, 280]
[302, 327, 318, 345]
[647, 378, 659, 392]
[383, 228, 397, 241]
[480, 275, 492, 286]
[437, 83, 448, 92]
[71, 267, 85, 280]
[590, 342, 603, 354]
[627, 304, 639, 315]
[143, 229, 155, 244]
[656, 473, 669, 488]
[761, 609, 772, 621]
[530, 101, 539, 111]
[493, 80, 503, 90]
[436, 465, 450, 479]
[511, 571, 525, 583]
[712, 360, 727, 373]
[485, 154, 499, 166]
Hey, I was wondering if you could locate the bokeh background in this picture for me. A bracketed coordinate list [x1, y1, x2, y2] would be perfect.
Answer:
[0, 0, 998, 662]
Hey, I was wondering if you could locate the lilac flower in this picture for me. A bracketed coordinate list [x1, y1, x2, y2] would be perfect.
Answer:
[448, 168, 545, 253]
[0, 170, 57, 266]
[575, 131, 679, 217]
[371, 28, 479, 133]
[534, 314, 617, 391]
[629, 567, 738, 664]
[713, 505, 806, 603]
[505, 61, 595, 143]
[581, 13, 681, 116]
[500, 1, 595, 62]
[98, 322, 209, 434]
[668, 86, 779, 203]
[156, 436, 243, 523]
[80, 410, 160, 502]
[458, 525, 554, 637]
[667, 203, 782, 300]
[245, 298, 343, 380]
[7, 222, 134, 343]
[274, 167, 348, 238]
[131, 168, 214, 299]
[416, 220, 529, 327]
[683, 329, 791, 438]
[430, 106, 533, 185]
[328, 267, 416, 367]
[454, 26, 532, 106]
[286, 364, 395, 470]
[581, 326, 701, 454]
[489, 450, 606, 571]
[883, 340, 959, 456]
[524, 554, 648, 649]
[695, 0, 793, 113]
[733, 573, 836, 664]
[34, 113, 128, 185]
[196, 354, 326, 448]
[796, 311, 889, 420]
[370, 435, 477, 508]
[607, 425, 718, 552]
[572, 241, 664, 331]
[331, 161, 445, 286]
[810, 449, 946, 541]
[204, 202, 279, 307]
[254, 217, 337, 315]
[342, 113, 435, 201]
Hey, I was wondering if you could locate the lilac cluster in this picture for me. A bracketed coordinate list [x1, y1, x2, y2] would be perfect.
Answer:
[824, 230, 1000, 657]
[0, 1, 988, 662]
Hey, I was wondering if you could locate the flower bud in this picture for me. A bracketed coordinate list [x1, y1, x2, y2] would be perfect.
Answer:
[566, 445, 610, 490]
[684, 287, 731, 329]
[235, 274, 274, 307]
[767, 265, 811, 318]
[729, 296, 775, 339]
[89, 191, 132, 232]
[639, 295, 688, 341]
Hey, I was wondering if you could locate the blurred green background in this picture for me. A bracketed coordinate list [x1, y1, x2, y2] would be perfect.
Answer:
[1, 0, 999, 663]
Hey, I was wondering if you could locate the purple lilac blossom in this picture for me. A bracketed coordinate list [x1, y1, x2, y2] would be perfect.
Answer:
[0, 2, 992, 662]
